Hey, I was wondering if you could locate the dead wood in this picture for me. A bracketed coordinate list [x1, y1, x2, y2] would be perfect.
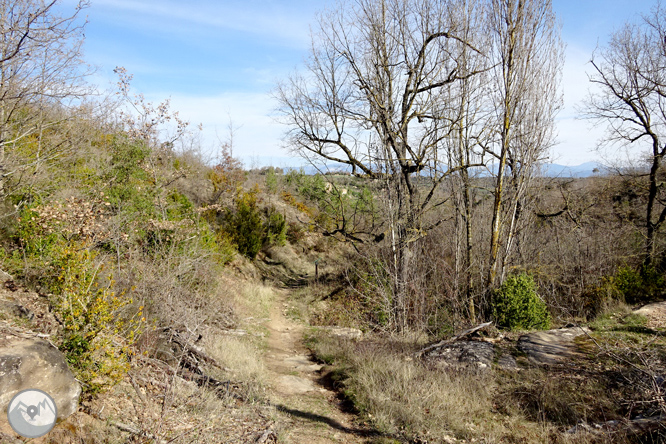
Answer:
[416, 321, 493, 357]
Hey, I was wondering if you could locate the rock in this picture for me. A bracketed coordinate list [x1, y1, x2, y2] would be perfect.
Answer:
[567, 415, 664, 435]
[634, 301, 666, 328]
[424, 340, 495, 370]
[0, 299, 33, 320]
[275, 375, 317, 395]
[634, 302, 666, 317]
[417, 322, 495, 357]
[497, 353, 518, 370]
[0, 337, 81, 420]
[320, 326, 363, 340]
[283, 355, 324, 373]
[518, 327, 589, 365]
[0, 270, 14, 283]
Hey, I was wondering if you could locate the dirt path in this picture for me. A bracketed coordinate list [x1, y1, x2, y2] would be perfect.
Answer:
[263, 291, 370, 444]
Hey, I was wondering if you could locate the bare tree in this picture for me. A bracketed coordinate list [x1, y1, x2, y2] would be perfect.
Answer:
[484, 0, 563, 291]
[276, 0, 486, 331]
[585, 2, 666, 269]
[0, 0, 89, 190]
[444, 0, 490, 321]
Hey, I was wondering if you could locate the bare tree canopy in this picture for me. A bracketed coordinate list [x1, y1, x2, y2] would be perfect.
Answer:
[277, 0, 485, 179]
[276, 0, 563, 330]
[585, 1, 666, 267]
[277, 0, 494, 330]
[485, 0, 563, 289]
[0, 0, 89, 183]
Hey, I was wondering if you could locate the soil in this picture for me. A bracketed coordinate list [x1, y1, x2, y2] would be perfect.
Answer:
[634, 301, 666, 328]
[263, 290, 372, 444]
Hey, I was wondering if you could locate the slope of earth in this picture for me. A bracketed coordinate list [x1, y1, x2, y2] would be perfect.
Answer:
[0, 278, 280, 444]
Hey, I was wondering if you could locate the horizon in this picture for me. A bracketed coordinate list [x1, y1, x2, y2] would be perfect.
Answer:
[72, 0, 656, 168]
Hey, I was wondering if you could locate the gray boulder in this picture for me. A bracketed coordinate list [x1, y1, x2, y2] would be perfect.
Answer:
[0, 337, 81, 420]
[518, 327, 589, 365]
[0, 299, 32, 320]
[497, 353, 518, 370]
[425, 340, 495, 370]
[320, 326, 363, 340]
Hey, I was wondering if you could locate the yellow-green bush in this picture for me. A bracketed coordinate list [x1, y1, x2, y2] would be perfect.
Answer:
[52, 246, 144, 394]
[8, 198, 144, 395]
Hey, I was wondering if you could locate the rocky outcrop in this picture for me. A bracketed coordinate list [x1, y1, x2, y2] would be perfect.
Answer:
[424, 341, 496, 370]
[420, 323, 593, 370]
[319, 326, 363, 340]
[0, 337, 81, 420]
[517, 327, 589, 365]
[497, 353, 518, 370]
[0, 299, 32, 320]
[634, 301, 666, 328]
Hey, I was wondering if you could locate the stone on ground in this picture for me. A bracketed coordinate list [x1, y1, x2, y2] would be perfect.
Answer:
[518, 327, 589, 365]
[0, 337, 81, 420]
[424, 341, 495, 369]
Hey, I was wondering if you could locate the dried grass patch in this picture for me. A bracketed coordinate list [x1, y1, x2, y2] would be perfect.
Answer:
[308, 333, 556, 443]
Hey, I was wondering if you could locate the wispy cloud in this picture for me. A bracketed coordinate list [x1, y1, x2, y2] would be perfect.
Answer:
[91, 0, 315, 48]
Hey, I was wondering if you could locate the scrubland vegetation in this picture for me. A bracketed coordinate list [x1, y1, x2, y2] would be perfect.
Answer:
[0, 0, 666, 443]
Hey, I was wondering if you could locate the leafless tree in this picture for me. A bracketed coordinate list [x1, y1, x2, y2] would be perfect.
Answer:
[0, 0, 89, 190]
[443, 0, 490, 321]
[484, 0, 563, 291]
[585, 2, 666, 269]
[276, 0, 487, 331]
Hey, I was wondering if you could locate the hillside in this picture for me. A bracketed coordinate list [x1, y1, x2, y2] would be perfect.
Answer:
[0, 1, 665, 441]
[0, 134, 664, 443]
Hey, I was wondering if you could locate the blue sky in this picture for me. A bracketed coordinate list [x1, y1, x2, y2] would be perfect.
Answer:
[73, 0, 657, 167]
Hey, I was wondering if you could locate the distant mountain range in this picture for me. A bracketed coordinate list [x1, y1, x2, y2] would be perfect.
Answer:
[540, 162, 604, 178]
[288, 161, 606, 178]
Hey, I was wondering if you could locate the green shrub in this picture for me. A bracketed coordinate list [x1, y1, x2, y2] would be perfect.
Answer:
[286, 221, 305, 244]
[104, 138, 156, 215]
[7, 198, 144, 395]
[51, 246, 143, 395]
[226, 188, 264, 259]
[493, 273, 550, 331]
[265, 166, 279, 193]
[225, 188, 290, 259]
[166, 190, 194, 220]
[263, 206, 286, 247]
[615, 265, 664, 304]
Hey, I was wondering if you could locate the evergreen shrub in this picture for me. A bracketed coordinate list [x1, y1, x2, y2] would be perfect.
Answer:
[493, 273, 550, 330]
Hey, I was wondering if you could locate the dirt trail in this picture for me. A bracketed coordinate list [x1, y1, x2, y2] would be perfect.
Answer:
[263, 291, 370, 444]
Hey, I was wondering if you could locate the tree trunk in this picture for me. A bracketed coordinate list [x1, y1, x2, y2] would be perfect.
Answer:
[488, 135, 508, 289]
[394, 233, 410, 332]
[644, 140, 662, 269]
[462, 156, 475, 321]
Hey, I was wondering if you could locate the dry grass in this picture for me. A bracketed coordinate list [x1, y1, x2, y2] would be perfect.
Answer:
[308, 333, 557, 443]
[204, 334, 268, 401]
[306, 315, 666, 444]
[233, 279, 276, 320]
[70, 278, 278, 443]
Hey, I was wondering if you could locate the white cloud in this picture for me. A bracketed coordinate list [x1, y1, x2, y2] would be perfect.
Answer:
[90, 0, 314, 49]
[164, 91, 297, 166]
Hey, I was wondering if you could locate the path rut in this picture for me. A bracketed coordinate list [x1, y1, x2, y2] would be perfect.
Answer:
[263, 291, 370, 444]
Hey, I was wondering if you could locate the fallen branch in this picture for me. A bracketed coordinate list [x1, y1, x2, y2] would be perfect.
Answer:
[255, 427, 276, 443]
[111, 420, 167, 444]
[416, 322, 493, 357]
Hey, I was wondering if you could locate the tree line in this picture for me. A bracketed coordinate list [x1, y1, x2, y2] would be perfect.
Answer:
[276, 0, 666, 332]
[0, 0, 664, 335]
